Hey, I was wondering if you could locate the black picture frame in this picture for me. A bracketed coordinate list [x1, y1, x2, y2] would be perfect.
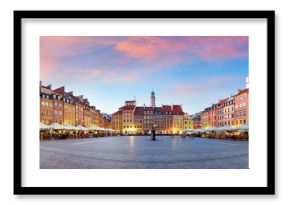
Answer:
[14, 10, 275, 195]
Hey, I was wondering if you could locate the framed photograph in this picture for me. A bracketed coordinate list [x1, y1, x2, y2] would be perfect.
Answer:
[14, 10, 275, 195]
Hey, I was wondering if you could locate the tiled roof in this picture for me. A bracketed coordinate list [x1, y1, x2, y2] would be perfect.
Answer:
[119, 105, 135, 110]
[218, 98, 228, 105]
[53, 86, 65, 94]
[162, 105, 172, 112]
[71, 95, 79, 102]
[134, 107, 145, 115]
[112, 110, 122, 115]
[144, 107, 154, 111]
[115, 104, 185, 115]
[235, 88, 249, 96]
[172, 105, 183, 114]
[154, 107, 163, 113]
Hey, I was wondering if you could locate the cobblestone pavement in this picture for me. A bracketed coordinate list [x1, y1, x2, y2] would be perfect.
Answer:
[40, 136, 248, 169]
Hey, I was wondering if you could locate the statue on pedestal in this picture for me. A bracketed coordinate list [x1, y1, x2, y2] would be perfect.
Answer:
[151, 125, 157, 141]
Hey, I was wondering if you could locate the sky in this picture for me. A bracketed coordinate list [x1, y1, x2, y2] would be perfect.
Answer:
[40, 36, 248, 114]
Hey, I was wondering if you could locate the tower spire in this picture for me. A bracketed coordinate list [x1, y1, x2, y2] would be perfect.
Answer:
[150, 90, 156, 108]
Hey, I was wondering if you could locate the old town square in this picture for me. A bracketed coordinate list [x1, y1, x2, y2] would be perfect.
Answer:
[40, 36, 249, 169]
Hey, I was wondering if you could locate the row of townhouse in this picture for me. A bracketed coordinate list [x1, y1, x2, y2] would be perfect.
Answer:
[40, 82, 111, 128]
[196, 88, 249, 128]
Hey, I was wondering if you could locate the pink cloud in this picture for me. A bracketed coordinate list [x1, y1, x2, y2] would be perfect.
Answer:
[116, 41, 156, 60]
[40, 36, 248, 83]
[114, 36, 248, 62]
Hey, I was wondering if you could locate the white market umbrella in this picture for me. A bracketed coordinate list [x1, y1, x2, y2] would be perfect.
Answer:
[97, 127, 106, 131]
[88, 126, 99, 131]
[196, 128, 206, 133]
[76, 125, 88, 131]
[50, 122, 66, 130]
[237, 124, 249, 131]
[217, 125, 234, 132]
[64, 125, 77, 130]
[40, 122, 50, 130]
[207, 126, 219, 132]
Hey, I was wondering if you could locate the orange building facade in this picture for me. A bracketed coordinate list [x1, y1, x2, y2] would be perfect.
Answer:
[40, 86, 53, 125]
[40, 82, 107, 128]
[234, 89, 249, 126]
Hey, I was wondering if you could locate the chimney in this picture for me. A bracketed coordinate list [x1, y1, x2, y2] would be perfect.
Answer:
[143, 104, 146, 109]
[39, 81, 42, 86]
[47, 84, 52, 90]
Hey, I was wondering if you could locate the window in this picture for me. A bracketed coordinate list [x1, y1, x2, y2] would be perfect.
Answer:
[54, 102, 58, 106]
[45, 102, 48, 107]
[243, 102, 246, 107]
[41, 101, 45, 106]
[243, 110, 247, 116]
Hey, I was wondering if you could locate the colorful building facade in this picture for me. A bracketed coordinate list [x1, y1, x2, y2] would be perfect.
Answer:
[112, 92, 184, 134]
[196, 87, 249, 128]
[40, 82, 108, 128]
[192, 113, 201, 129]
[183, 113, 193, 130]
[234, 88, 249, 126]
